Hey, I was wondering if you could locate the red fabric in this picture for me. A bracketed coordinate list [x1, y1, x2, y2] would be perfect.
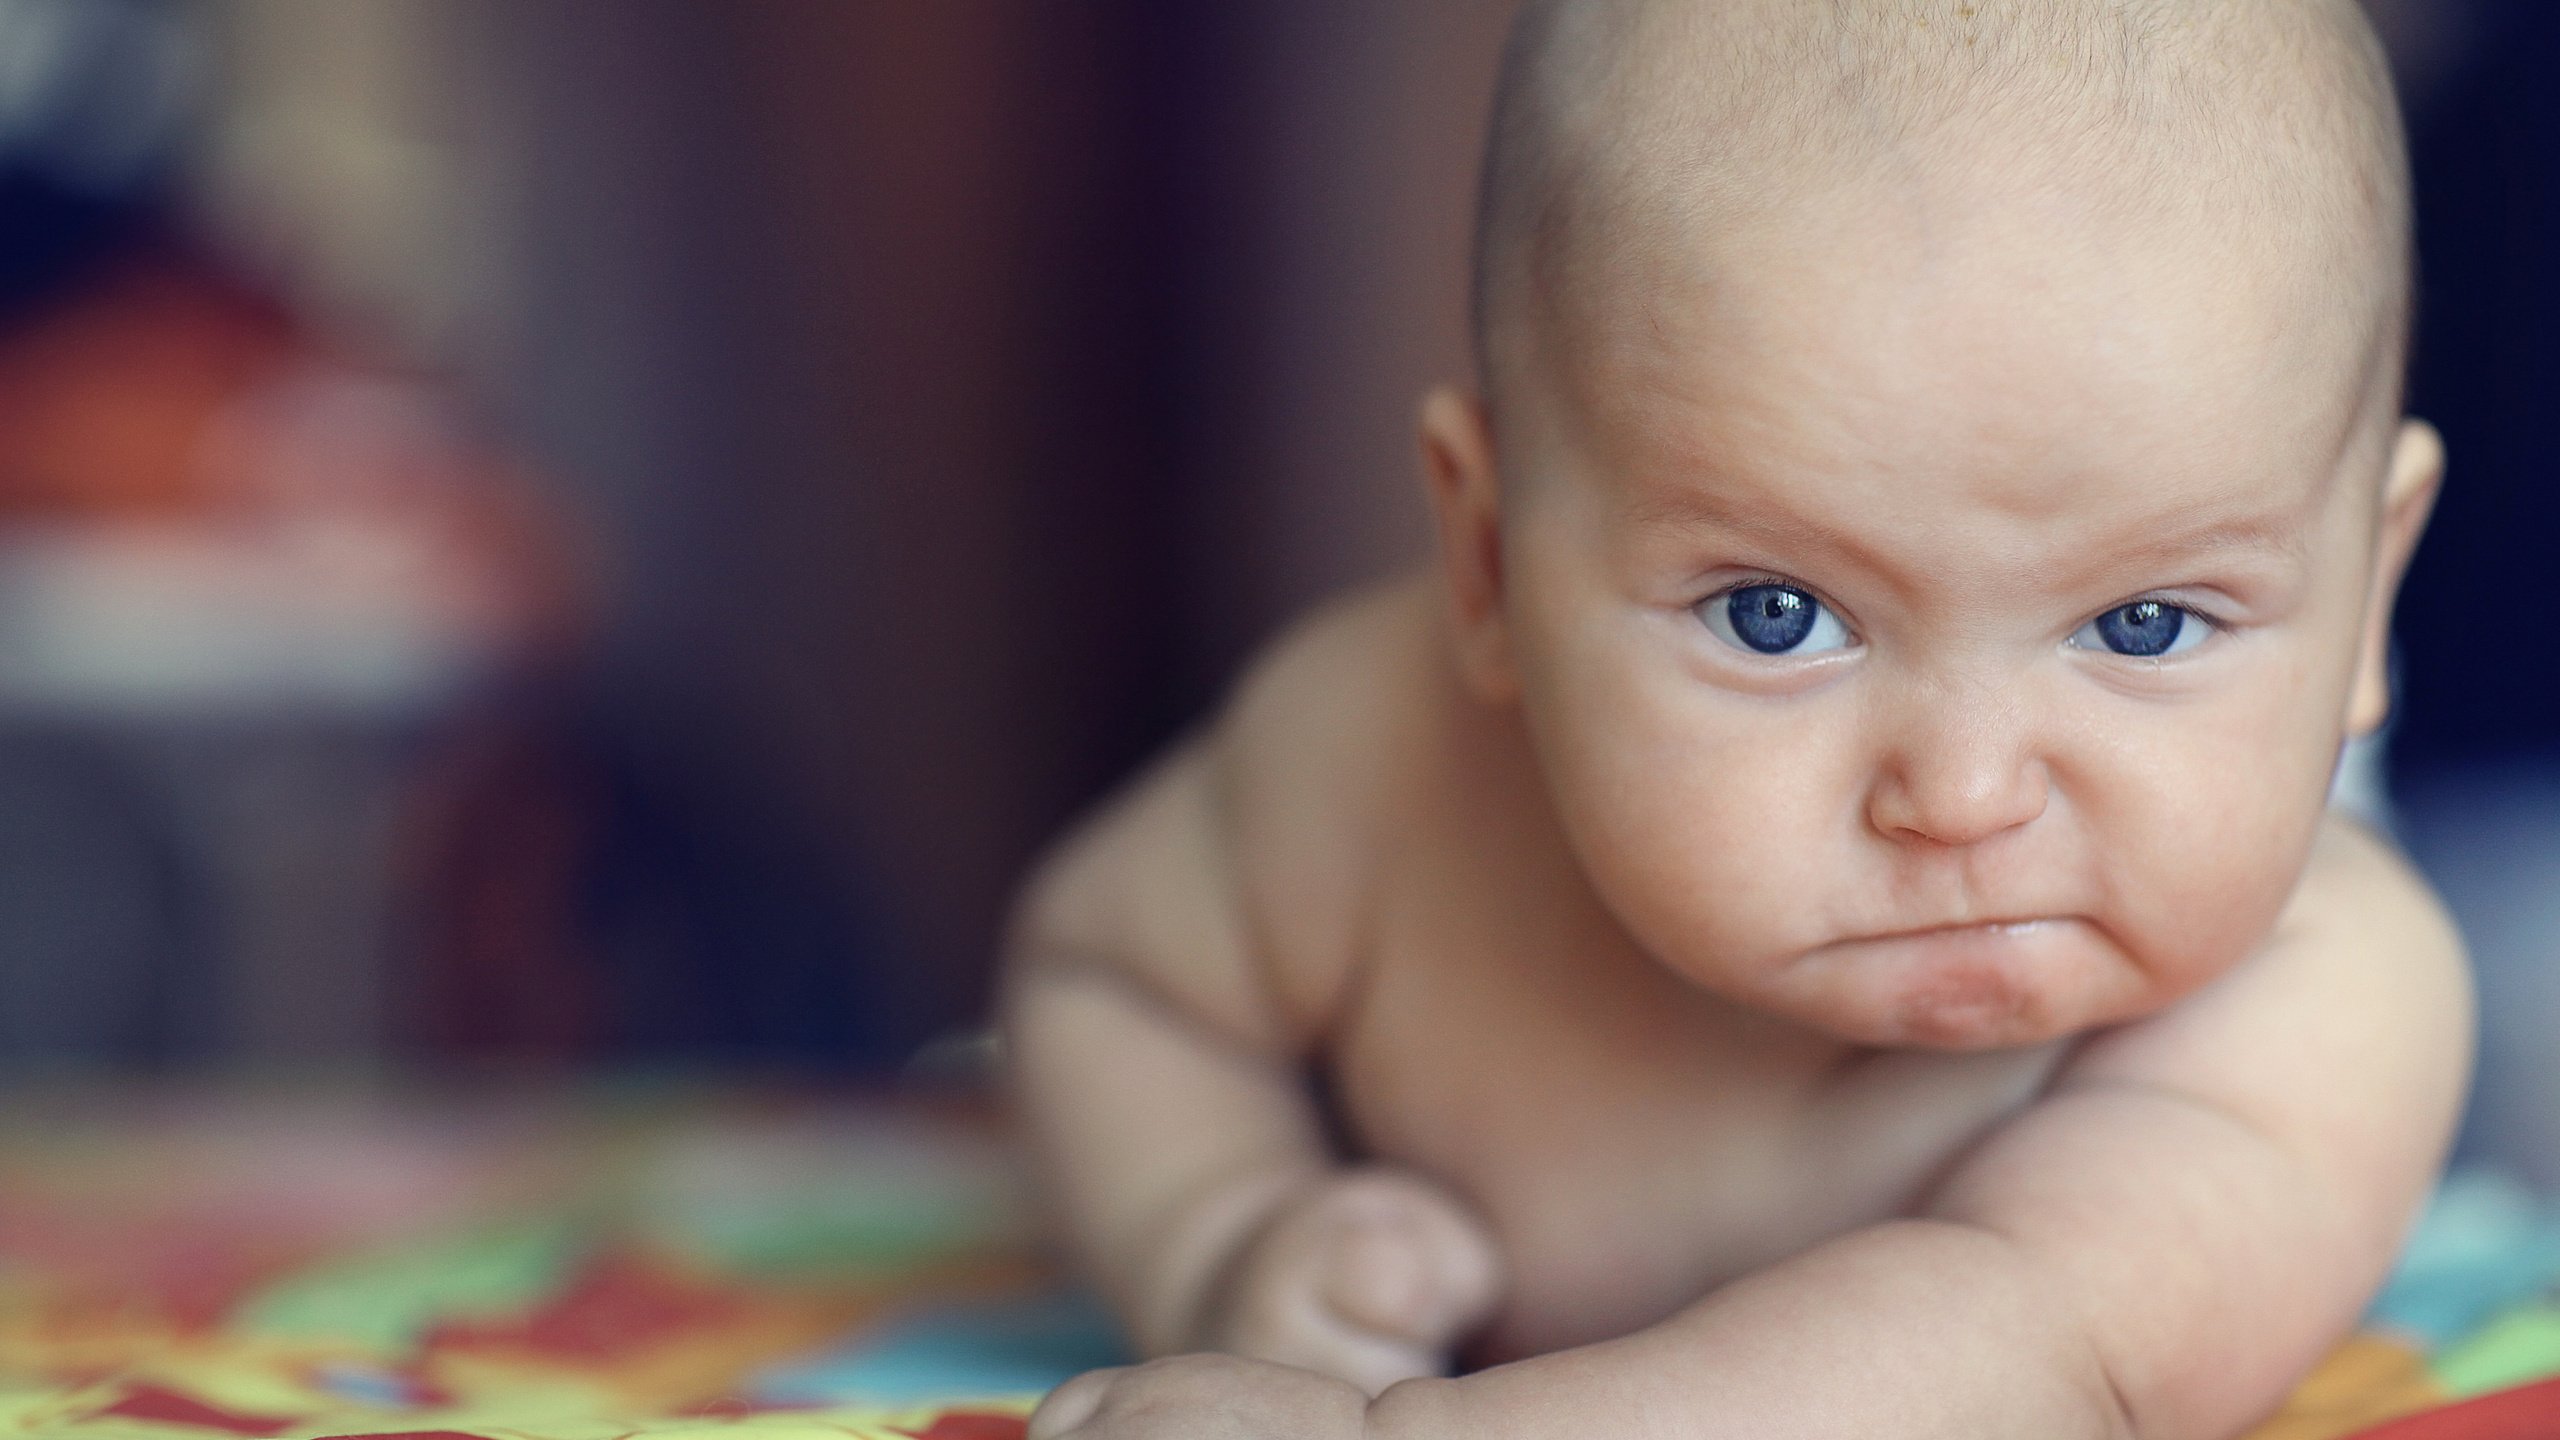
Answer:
[91, 1383, 300, 1436]
[896, 1414, 1032, 1440]
[2348, 1378, 2560, 1439]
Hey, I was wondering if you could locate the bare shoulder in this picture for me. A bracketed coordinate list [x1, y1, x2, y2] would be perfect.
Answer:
[1007, 574, 1447, 1055]
[2284, 814, 2467, 965]
[1217, 573, 1450, 1038]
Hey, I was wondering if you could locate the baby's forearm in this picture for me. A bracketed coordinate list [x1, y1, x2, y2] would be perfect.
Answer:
[1371, 1219, 2131, 1440]
[1002, 959, 1333, 1354]
[1119, 1164, 1321, 1353]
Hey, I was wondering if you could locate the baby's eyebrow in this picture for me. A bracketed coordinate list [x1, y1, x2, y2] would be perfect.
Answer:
[1622, 482, 2315, 590]
[1622, 486, 1886, 565]
[2101, 512, 2315, 572]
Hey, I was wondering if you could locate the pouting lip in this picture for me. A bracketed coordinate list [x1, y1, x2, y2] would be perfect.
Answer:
[1844, 917, 2074, 945]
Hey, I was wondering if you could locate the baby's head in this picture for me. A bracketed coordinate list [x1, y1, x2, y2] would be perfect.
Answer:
[1421, 0, 2442, 1049]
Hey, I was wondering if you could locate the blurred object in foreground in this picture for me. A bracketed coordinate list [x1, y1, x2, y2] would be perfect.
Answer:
[0, 1082, 1058, 1424]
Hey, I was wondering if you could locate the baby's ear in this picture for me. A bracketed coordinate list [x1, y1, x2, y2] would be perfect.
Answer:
[2348, 420, 2446, 737]
[1418, 387, 1520, 705]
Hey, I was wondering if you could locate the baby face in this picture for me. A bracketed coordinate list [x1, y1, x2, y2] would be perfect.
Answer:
[1462, 185, 2431, 1051]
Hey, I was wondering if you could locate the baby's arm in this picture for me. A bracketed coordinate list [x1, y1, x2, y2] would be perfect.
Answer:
[1002, 595, 1503, 1393]
[1034, 817, 2469, 1440]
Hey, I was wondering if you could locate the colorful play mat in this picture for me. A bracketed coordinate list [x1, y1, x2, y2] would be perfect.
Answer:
[0, 1083, 2554, 1439]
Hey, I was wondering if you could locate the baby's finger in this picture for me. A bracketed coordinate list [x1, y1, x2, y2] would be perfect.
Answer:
[1317, 1328, 1445, 1399]
[1026, 1366, 1120, 1440]
[1318, 1188, 1505, 1346]
[1402, 1192, 1505, 1335]
[1322, 1218, 1436, 1338]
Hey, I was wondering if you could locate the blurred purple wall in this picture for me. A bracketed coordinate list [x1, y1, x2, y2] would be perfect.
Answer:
[450, 2, 1514, 1052]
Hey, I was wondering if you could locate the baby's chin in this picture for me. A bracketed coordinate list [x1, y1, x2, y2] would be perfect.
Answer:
[1738, 918, 2160, 1052]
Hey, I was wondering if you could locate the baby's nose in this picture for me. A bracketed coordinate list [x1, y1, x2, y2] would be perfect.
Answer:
[1863, 693, 2050, 848]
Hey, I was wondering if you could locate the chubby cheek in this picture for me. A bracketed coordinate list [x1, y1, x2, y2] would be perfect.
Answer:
[1521, 634, 1862, 981]
[2073, 666, 2345, 1010]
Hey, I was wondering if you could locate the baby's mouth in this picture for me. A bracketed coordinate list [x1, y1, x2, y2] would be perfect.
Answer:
[1878, 917, 2064, 942]
[1983, 919, 2059, 938]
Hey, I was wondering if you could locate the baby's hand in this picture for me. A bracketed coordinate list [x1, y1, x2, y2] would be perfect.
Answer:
[1028, 1353, 1371, 1440]
[1196, 1167, 1505, 1396]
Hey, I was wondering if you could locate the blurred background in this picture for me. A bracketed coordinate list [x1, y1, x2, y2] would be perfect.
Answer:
[0, 0, 1507, 1079]
[0, 0, 2550, 1170]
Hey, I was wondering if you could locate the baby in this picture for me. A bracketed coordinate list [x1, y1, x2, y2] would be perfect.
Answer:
[1002, 1, 2471, 1437]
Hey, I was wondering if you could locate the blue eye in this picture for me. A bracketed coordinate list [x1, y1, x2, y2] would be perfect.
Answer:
[1700, 584, 1855, 656]
[2071, 600, 2208, 658]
